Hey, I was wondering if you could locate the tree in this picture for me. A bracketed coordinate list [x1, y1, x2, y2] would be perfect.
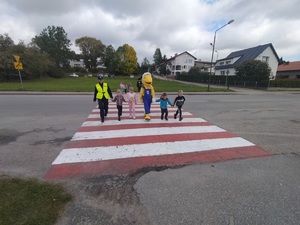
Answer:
[141, 57, 150, 72]
[103, 45, 117, 74]
[75, 36, 105, 71]
[153, 48, 163, 66]
[0, 33, 14, 51]
[115, 44, 137, 76]
[235, 59, 271, 82]
[23, 46, 54, 79]
[32, 26, 72, 68]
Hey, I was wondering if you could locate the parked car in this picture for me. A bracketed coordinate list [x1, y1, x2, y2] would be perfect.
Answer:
[108, 74, 115, 77]
[70, 73, 79, 78]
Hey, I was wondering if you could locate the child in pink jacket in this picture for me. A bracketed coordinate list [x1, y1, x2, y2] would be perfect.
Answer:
[126, 87, 138, 119]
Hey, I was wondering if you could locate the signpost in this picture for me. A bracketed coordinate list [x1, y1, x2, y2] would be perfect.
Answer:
[13, 55, 23, 89]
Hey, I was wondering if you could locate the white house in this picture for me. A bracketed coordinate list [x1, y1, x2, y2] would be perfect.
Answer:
[162, 51, 196, 75]
[69, 59, 85, 68]
[214, 43, 279, 78]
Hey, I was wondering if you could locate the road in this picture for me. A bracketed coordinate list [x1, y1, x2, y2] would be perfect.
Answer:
[0, 91, 299, 224]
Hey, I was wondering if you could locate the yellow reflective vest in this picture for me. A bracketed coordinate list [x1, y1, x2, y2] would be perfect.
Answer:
[96, 83, 110, 99]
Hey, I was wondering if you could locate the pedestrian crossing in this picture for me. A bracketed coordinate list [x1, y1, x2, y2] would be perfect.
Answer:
[44, 102, 271, 180]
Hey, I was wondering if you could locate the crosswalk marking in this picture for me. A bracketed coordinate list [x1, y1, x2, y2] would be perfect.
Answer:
[53, 137, 255, 165]
[44, 102, 271, 180]
[72, 125, 225, 140]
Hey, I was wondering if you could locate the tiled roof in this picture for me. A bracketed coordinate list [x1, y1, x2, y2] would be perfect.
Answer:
[277, 61, 300, 72]
[215, 43, 279, 70]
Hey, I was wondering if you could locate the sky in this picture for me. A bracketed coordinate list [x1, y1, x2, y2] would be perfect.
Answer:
[1, 0, 299, 64]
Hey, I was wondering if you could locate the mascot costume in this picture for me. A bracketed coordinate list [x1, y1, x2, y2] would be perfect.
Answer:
[139, 72, 155, 121]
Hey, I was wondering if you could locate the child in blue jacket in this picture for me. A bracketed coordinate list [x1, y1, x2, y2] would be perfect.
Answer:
[156, 93, 173, 120]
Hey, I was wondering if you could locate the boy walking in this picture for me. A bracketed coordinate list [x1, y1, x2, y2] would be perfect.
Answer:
[156, 93, 173, 120]
[173, 90, 186, 121]
[112, 89, 126, 121]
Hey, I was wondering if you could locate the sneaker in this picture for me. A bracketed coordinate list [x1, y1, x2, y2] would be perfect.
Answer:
[179, 117, 183, 121]
[174, 114, 177, 119]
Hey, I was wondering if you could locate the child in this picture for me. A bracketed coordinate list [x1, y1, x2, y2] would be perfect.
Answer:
[156, 93, 173, 121]
[112, 89, 126, 121]
[126, 86, 138, 119]
[173, 90, 186, 121]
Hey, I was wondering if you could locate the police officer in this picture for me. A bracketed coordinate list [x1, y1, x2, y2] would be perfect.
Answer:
[93, 74, 113, 123]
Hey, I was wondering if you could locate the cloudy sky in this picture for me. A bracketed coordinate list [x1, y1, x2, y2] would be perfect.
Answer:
[1, 0, 299, 63]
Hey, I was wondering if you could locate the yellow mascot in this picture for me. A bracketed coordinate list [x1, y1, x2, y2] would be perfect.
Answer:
[139, 72, 155, 121]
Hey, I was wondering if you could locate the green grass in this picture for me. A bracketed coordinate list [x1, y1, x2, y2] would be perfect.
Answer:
[0, 175, 72, 225]
[0, 76, 228, 92]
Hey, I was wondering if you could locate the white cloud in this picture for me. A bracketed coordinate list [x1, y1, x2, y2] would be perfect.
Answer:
[1, 0, 299, 63]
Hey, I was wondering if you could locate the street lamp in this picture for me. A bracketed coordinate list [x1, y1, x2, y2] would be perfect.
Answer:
[208, 19, 234, 91]
[215, 50, 219, 61]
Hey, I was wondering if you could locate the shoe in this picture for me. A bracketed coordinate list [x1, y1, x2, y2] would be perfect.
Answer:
[174, 114, 177, 119]
[118, 117, 121, 121]
[161, 117, 163, 120]
[101, 118, 104, 123]
[129, 116, 132, 119]
[179, 117, 183, 121]
[165, 118, 168, 121]
[133, 117, 136, 120]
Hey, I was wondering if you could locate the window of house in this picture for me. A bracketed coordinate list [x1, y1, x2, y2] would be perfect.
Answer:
[220, 62, 224, 65]
[296, 75, 300, 79]
[221, 71, 225, 75]
[226, 61, 231, 64]
[262, 56, 269, 63]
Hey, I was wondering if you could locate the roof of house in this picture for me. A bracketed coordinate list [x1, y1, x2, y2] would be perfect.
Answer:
[215, 43, 279, 70]
[277, 61, 300, 72]
[167, 51, 197, 61]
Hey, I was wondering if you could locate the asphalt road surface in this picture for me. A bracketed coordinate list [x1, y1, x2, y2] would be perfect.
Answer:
[0, 90, 299, 225]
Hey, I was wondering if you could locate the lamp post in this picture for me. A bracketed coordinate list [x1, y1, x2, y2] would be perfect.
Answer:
[208, 19, 234, 91]
[215, 50, 219, 61]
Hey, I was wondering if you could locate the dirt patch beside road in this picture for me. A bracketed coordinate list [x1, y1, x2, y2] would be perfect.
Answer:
[57, 170, 153, 225]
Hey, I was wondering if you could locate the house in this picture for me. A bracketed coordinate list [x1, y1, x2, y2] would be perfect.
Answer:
[157, 51, 196, 75]
[69, 59, 85, 68]
[194, 60, 214, 72]
[214, 43, 280, 78]
[277, 61, 300, 79]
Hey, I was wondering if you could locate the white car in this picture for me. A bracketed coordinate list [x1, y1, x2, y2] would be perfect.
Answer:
[70, 73, 79, 78]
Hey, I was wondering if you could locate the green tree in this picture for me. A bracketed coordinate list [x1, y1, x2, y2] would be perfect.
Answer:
[75, 36, 104, 71]
[0, 34, 15, 79]
[141, 57, 150, 72]
[235, 59, 271, 82]
[153, 48, 163, 66]
[0, 33, 14, 51]
[103, 45, 117, 74]
[32, 26, 72, 68]
[23, 46, 54, 79]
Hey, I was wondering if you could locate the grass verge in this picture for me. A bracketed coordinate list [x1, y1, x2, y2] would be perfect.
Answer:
[0, 174, 72, 225]
[0, 76, 228, 92]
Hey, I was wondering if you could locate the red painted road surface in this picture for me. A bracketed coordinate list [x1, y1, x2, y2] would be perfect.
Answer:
[44, 102, 271, 180]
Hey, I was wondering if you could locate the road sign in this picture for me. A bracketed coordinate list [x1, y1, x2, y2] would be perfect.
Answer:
[14, 62, 23, 70]
[13, 55, 20, 62]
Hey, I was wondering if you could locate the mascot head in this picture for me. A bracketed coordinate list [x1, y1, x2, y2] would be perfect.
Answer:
[142, 72, 152, 89]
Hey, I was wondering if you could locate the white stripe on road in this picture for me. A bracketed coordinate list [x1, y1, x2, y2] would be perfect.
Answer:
[82, 117, 207, 126]
[52, 137, 255, 165]
[72, 125, 225, 141]
[88, 112, 192, 118]
[92, 108, 178, 113]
